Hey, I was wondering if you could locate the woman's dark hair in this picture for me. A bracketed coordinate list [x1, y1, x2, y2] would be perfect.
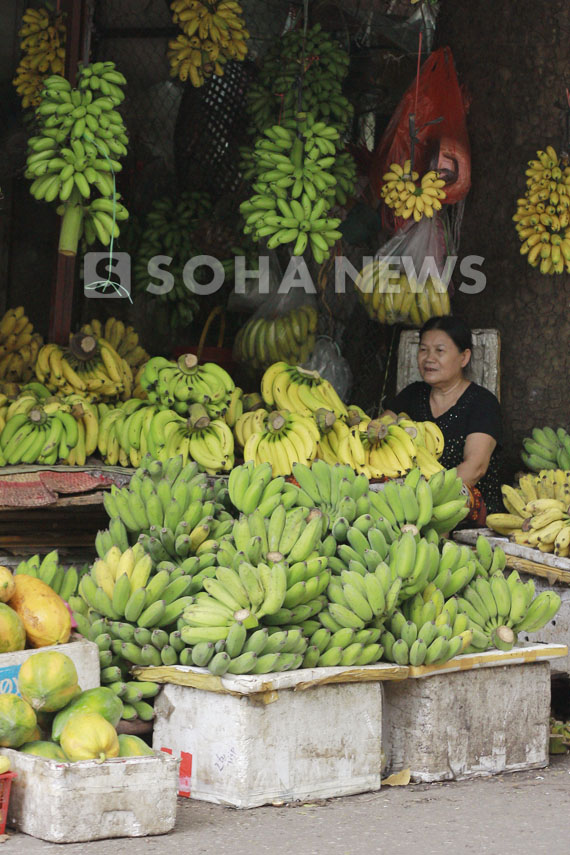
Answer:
[419, 316, 473, 354]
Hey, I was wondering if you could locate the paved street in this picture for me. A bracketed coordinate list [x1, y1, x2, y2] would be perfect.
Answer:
[6, 753, 570, 854]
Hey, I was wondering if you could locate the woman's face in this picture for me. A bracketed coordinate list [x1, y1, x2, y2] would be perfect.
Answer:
[417, 330, 471, 386]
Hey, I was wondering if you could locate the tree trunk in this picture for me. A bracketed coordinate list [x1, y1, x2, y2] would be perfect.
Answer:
[437, 0, 570, 478]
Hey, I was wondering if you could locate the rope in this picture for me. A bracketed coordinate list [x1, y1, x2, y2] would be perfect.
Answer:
[377, 323, 399, 417]
[82, 133, 132, 302]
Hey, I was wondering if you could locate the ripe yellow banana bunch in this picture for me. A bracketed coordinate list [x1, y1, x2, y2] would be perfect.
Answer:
[81, 318, 150, 371]
[357, 264, 450, 328]
[0, 307, 44, 383]
[35, 333, 133, 403]
[13, 6, 66, 108]
[381, 161, 447, 222]
[168, 0, 248, 87]
[233, 408, 269, 449]
[488, 468, 570, 556]
[233, 305, 318, 373]
[243, 409, 319, 476]
[261, 361, 347, 420]
[513, 146, 570, 275]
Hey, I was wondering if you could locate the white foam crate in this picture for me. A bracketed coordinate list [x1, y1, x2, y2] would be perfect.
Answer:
[151, 663, 405, 809]
[0, 638, 100, 696]
[382, 645, 566, 782]
[2, 749, 180, 842]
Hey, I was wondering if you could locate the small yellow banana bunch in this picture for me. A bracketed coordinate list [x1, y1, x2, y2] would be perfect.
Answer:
[81, 318, 150, 372]
[381, 160, 447, 221]
[513, 146, 570, 275]
[0, 306, 44, 383]
[168, 0, 249, 87]
[13, 6, 66, 108]
[35, 333, 133, 403]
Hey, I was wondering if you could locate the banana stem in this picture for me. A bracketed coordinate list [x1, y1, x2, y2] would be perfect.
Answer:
[177, 353, 199, 374]
[367, 420, 389, 444]
[267, 411, 286, 433]
[187, 403, 210, 430]
[58, 202, 84, 257]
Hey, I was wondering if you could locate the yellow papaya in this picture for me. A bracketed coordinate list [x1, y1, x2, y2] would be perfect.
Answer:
[117, 734, 154, 757]
[52, 687, 123, 742]
[0, 603, 26, 653]
[8, 575, 71, 648]
[0, 694, 37, 748]
[60, 712, 119, 763]
[18, 650, 80, 712]
[19, 740, 67, 761]
[0, 567, 15, 603]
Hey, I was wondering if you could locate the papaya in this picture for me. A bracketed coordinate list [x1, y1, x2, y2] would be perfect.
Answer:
[18, 650, 80, 712]
[60, 712, 119, 762]
[0, 694, 37, 748]
[0, 567, 15, 603]
[51, 687, 123, 742]
[0, 603, 26, 653]
[0, 756, 11, 774]
[117, 734, 154, 757]
[19, 740, 67, 761]
[8, 574, 71, 648]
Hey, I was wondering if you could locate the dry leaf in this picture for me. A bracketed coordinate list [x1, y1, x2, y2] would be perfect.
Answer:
[382, 768, 411, 786]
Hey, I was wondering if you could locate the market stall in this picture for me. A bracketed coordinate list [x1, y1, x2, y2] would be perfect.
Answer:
[0, 0, 568, 843]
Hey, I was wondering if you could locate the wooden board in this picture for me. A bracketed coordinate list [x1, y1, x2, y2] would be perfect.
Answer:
[396, 328, 501, 399]
[454, 527, 570, 584]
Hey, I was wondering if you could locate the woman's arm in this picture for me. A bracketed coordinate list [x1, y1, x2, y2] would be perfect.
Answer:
[456, 432, 497, 486]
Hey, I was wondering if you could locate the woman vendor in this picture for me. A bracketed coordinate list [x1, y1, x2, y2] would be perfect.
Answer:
[382, 316, 503, 519]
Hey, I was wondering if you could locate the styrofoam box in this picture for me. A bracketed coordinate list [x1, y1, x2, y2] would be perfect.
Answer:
[0, 638, 100, 696]
[3, 749, 180, 842]
[383, 659, 551, 782]
[153, 667, 386, 809]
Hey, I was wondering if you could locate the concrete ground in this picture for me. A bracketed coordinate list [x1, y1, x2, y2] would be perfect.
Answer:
[5, 753, 570, 854]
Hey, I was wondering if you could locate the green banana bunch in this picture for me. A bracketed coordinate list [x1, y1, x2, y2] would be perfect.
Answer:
[0, 396, 85, 465]
[25, 62, 129, 255]
[239, 113, 343, 263]
[457, 569, 561, 653]
[228, 460, 299, 515]
[141, 353, 235, 421]
[14, 550, 83, 602]
[97, 454, 230, 571]
[245, 24, 352, 139]
[521, 426, 570, 472]
[131, 191, 222, 330]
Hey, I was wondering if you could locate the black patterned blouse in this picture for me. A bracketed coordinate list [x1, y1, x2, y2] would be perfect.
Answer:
[384, 381, 503, 514]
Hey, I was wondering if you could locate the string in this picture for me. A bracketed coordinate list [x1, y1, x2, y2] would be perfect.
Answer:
[82, 133, 132, 302]
[378, 324, 399, 417]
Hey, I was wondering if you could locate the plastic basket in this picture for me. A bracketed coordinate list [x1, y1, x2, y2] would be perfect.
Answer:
[0, 772, 17, 834]
[172, 306, 237, 375]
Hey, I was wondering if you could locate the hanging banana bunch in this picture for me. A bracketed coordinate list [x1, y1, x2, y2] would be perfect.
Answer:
[513, 146, 570, 275]
[357, 266, 450, 328]
[168, 0, 249, 87]
[13, 5, 66, 109]
[24, 61, 129, 256]
[381, 160, 447, 222]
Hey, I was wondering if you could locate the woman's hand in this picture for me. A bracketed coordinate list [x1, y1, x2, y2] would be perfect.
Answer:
[456, 432, 497, 486]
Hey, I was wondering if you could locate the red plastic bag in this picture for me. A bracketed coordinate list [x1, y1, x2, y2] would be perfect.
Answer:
[370, 47, 471, 232]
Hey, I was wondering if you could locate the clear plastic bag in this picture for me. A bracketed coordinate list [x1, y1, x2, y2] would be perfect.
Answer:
[356, 214, 453, 327]
[302, 336, 352, 401]
[232, 264, 318, 372]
